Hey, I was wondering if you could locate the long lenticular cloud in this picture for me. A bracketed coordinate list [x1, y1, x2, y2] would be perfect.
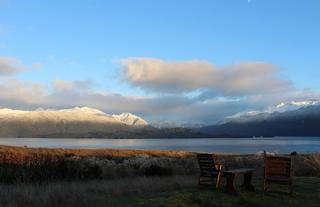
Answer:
[120, 58, 293, 96]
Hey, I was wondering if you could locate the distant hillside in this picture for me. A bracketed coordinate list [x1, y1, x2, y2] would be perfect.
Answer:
[200, 105, 320, 137]
[0, 107, 148, 138]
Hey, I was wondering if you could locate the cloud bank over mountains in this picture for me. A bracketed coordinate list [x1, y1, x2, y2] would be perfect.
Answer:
[0, 56, 319, 125]
[121, 58, 292, 96]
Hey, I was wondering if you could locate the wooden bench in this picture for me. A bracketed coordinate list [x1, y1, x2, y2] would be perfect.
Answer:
[197, 153, 223, 188]
[263, 151, 293, 195]
[223, 168, 255, 195]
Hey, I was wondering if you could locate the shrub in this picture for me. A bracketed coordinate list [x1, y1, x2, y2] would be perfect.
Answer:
[144, 165, 173, 176]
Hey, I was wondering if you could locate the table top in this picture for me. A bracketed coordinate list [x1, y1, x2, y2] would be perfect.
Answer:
[223, 168, 255, 175]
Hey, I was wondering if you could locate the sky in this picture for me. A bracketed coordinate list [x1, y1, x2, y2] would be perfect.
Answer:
[0, 0, 320, 125]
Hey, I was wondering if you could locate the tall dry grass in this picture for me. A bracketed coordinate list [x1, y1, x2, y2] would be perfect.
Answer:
[0, 145, 193, 159]
[0, 145, 319, 184]
[0, 145, 198, 183]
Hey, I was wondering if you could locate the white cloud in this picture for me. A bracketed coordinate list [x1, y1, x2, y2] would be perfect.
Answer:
[0, 78, 45, 107]
[121, 58, 292, 96]
[53, 79, 94, 91]
[31, 63, 43, 70]
[0, 56, 28, 76]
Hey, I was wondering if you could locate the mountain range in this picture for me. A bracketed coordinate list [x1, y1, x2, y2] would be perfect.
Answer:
[0, 107, 207, 138]
[0, 100, 320, 138]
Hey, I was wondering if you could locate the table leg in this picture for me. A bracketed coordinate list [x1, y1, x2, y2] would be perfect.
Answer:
[226, 174, 238, 195]
[240, 172, 255, 191]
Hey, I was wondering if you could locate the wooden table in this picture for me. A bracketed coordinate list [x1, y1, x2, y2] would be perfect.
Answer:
[223, 168, 255, 195]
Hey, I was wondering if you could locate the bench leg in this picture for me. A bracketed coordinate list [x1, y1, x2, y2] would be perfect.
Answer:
[226, 174, 237, 195]
[262, 179, 267, 195]
[289, 182, 293, 196]
[215, 172, 221, 188]
[241, 172, 255, 191]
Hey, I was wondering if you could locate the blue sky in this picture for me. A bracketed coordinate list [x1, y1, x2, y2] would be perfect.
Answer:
[0, 0, 320, 124]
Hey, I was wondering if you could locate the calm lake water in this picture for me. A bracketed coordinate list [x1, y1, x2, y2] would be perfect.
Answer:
[0, 137, 319, 154]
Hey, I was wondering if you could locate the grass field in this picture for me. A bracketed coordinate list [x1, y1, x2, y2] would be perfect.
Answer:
[0, 176, 319, 207]
[130, 177, 320, 207]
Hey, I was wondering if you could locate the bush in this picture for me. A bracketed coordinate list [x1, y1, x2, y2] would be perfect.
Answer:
[145, 165, 173, 176]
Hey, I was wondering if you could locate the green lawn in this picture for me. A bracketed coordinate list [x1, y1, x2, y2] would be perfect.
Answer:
[121, 177, 320, 207]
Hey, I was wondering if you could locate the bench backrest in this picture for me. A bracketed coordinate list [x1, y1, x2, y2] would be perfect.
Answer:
[197, 153, 218, 176]
[264, 151, 293, 178]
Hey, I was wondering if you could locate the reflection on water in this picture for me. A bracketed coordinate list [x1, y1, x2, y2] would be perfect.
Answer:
[0, 137, 319, 154]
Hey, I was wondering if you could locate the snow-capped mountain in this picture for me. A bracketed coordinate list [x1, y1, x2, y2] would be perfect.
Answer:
[226, 100, 320, 121]
[0, 107, 148, 126]
[0, 107, 214, 138]
[112, 112, 148, 126]
[270, 100, 320, 112]
[0, 107, 148, 137]
[201, 104, 320, 137]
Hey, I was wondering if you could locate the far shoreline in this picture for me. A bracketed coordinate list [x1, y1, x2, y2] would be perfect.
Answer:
[0, 137, 319, 154]
[0, 144, 318, 156]
[2, 135, 320, 139]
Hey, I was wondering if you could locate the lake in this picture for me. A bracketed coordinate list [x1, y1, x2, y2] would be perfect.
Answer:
[0, 137, 319, 154]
